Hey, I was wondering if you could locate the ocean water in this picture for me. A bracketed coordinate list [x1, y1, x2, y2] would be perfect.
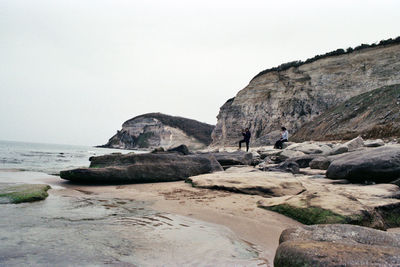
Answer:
[0, 140, 265, 266]
[0, 140, 135, 175]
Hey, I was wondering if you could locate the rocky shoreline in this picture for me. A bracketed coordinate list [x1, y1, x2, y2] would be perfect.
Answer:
[57, 136, 400, 265]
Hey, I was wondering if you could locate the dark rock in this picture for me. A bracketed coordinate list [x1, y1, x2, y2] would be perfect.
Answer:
[286, 155, 318, 168]
[275, 224, 400, 266]
[210, 151, 253, 167]
[151, 147, 165, 153]
[265, 161, 300, 174]
[60, 153, 223, 184]
[167, 144, 190, 155]
[309, 157, 331, 170]
[364, 139, 385, 147]
[391, 178, 400, 187]
[326, 145, 400, 183]
[329, 144, 349, 155]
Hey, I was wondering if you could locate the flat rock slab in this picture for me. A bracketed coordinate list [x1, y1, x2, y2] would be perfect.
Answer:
[275, 224, 400, 266]
[258, 176, 400, 228]
[285, 143, 325, 154]
[188, 167, 305, 198]
[61, 153, 223, 184]
[326, 145, 400, 183]
[0, 183, 51, 204]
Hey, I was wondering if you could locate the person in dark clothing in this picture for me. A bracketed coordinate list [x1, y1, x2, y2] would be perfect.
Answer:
[239, 128, 251, 152]
[274, 127, 289, 149]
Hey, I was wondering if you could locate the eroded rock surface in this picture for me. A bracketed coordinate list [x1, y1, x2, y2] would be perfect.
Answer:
[292, 84, 400, 141]
[258, 176, 400, 229]
[101, 113, 214, 150]
[275, 224, 400, 266]
[0, 183, 51, 204]
[212, 42, 400, 146]
[188, 167, 305, 198]
[209, 151, 253, 167]
[60, 153, 223, 184]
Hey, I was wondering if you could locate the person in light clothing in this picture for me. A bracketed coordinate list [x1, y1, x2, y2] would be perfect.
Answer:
[274, 127, 289, 149]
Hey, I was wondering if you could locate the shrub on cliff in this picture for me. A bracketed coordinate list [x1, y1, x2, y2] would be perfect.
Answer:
[252, 36, 400, 80]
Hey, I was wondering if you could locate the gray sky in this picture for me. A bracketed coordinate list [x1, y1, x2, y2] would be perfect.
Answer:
[1, 0, 399, 146]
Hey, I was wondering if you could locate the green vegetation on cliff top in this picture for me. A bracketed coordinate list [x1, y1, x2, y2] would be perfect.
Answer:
[252, 36, 400, 80]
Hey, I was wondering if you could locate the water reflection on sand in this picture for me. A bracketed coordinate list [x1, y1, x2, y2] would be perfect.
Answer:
[0, 172, 266, 266]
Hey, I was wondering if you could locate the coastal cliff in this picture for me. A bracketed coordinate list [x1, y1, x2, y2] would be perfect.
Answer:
[212, 38, 400, 146]
[101, 113, 214, 150]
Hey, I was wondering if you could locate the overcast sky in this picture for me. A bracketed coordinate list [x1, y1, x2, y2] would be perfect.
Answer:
[1, 0, 399, 146]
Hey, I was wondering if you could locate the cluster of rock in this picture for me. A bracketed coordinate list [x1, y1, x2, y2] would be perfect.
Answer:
[61, 136, 400, 264]
[187, 138, 400, 264]
[60, 145, 255, 184]
[60, 151, 223, 184]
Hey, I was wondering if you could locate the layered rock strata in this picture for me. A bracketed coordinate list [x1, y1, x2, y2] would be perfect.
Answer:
[188, 166, 305, 197]
[102, 113, 214, 150]
[274, 224, 400, 266]
[292, 84, 400, 141]
[212, 41, 400, 146]
[60, 152, 223, 184]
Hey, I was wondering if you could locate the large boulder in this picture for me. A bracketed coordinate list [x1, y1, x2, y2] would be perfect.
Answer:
[209, 151, 253, 167]
[275, 224, 400, 266]
[329, 144, 349, 155]
[257, 147, 282, 159]
[60, 153, 223, 184]
[188, 167, 305, 198]
[286, 155, 319, 168]
[364, 139, 385, 147]
[286, 143, 324, 154]
[166, 144, 191, 155]
[265, 161, 300, 174]
[309, 156, 331, 170]
[275, 150, 306, 162]
[258, 176, 400, 229]
[344, 136, 364, 151]
[326, 145, 400, 183]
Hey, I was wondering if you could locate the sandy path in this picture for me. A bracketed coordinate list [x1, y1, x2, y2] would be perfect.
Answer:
[52, 179, 302, 265]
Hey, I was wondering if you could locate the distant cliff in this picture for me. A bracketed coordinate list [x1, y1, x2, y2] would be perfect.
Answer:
[101, 113, 215, 150]
[291, 84, 400, 141]
[211, 37, 400, 146]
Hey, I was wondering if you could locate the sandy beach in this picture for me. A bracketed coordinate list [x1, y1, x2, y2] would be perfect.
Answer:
[49, 177, 302, 266]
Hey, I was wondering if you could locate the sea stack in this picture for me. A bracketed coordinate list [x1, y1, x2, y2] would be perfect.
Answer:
[101, 113, 215, 150]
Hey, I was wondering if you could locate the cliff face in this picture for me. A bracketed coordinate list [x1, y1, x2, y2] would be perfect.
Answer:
[102, 113, 214, 150]
[291, 84, 400, 141]
[212, 42, 400, 146]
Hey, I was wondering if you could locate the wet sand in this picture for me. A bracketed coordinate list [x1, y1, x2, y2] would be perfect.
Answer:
[53, 178, 302, 265]
[0, 170, 302, 266]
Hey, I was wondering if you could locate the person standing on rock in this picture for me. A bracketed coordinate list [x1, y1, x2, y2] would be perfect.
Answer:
[239, 128, 251, 152]
[274, 127, 289, 149]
